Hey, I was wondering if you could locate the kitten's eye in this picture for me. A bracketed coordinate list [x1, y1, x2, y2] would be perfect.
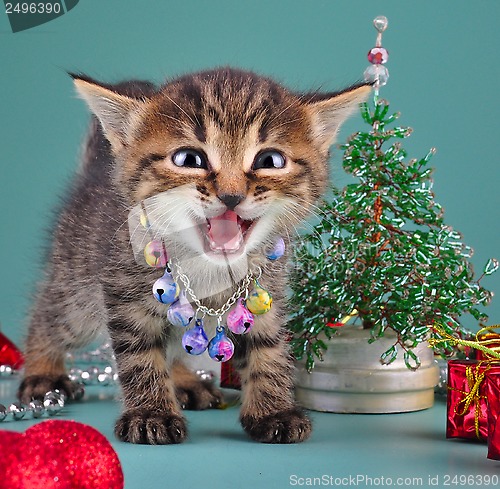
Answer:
[252, 150, 286, 170]
[172, 149, 207, 169]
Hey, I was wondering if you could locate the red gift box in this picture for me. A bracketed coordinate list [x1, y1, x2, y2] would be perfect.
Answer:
[485, 366, 500, 460]
[446, 360, 496, 441]
[475, 333, 500, 361]
[220, 358, 241, 390]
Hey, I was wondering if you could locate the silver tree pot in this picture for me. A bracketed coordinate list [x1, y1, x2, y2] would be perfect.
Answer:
[295, 327, 440, 413]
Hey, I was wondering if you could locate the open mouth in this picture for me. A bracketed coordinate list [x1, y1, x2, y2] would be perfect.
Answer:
[204, 210, 254, 254]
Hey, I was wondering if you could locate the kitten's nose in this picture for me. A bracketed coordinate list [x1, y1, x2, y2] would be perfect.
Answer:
[218, 193, 244, 210]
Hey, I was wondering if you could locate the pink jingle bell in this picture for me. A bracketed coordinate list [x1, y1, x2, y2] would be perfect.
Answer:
[227, 298, 254, 334]
[144, 240, 168, 268]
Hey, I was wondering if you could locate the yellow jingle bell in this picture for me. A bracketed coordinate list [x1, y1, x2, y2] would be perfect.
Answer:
[245, 280, 272, 315]
[140, 212, 150, 229]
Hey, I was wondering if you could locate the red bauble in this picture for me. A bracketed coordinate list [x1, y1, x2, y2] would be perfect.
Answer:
[367, 46, 389, 64]
[0, 420, 124, 489]
[0, 331, 24, 369]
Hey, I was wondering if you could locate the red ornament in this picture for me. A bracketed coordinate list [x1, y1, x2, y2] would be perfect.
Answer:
[367, 47, 389, 65]
[0, 331, 24, 369]
[326, 321, 345, 328]
[0, 420, 124, 488]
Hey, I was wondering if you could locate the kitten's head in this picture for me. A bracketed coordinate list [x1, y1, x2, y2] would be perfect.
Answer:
[73, 68, 370, 264]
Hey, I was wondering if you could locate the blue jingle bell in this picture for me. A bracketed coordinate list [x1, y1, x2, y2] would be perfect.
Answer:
[208, 327, 234, 363]
[227, 298, 254, 334]
[265, 237, 285, 261]
[167, 290, 194, 327]
[182, 319, 209, 355]
[152, 270, 180, 305]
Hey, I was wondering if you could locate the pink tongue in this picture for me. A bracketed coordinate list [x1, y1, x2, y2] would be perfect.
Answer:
[207, 210, 243, 252]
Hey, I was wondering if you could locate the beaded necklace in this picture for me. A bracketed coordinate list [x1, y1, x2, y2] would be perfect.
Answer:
[139, 204, 285, 363]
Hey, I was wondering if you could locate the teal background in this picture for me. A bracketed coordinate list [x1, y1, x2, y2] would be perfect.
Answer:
[1, 1, 499, 345]
[0, 1, 499, 487]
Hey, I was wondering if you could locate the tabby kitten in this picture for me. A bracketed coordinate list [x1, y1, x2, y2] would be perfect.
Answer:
[18, 68, 369, 444]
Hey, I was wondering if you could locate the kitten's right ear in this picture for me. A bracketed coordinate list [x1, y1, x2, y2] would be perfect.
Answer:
[304, 83, 372, 153]
[70, 74, 145, 151]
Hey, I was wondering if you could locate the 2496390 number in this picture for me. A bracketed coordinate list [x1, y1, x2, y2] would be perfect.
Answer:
[443, 474, 499, 486]
[5, 2, 61, 14]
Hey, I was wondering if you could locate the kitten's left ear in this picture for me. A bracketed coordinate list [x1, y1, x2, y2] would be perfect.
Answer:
[305, 83, 372, 152]
[70, 74, 146, 151]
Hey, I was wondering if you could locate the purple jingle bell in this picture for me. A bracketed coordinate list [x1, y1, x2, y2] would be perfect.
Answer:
[167, 290, 194, 327]
[265, 237, 285, 261]
[182, 319, 209, 355]
[208, 327, 234, 363]
[227, 298, 254, 334]
[152, 270, 180, 305]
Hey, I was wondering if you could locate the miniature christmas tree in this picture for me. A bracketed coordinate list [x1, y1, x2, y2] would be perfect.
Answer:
[288, 16, 497, 372]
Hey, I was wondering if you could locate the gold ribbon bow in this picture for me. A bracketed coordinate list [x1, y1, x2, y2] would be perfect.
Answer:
[429, 324, 500, 360]
[452, 362, 490, 439]
[429, 324, 500, 439]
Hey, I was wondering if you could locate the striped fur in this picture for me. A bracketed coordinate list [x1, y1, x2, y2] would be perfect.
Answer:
[19, 68, 370, 444]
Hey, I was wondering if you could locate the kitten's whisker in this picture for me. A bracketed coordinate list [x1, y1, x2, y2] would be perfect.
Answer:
[143, 196, 189, 225]
[274, 197, 327, 228]
[277, 202, 327, 246]
[127, 199, 189, 250]
[281, 196, 348, 227]
[162, 94, 196, 126]
[157, 112, 189, 126]
[274, 202, 306, 237]
[292, 195, 350, 225]
[284, 208, 335, 246]
[149, 202, 196, 242]
[276, 212, 302, 245]
[110, 204, 140, 241]
[266, 94, 307, 126]
[270, 117, 304, 132]
[278, 197, 328, 221]
[275, 213, 326, 261]
[279, 216, 293, 249]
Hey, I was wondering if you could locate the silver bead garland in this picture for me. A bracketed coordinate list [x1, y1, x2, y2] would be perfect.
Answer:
[68, 365, 215, 386]
[0, 390, 66, 422]
[66, 342, 115, 364]
[68, 365, 118, 386]
[66, 341, 118, 386]
[0, 365, 15, 377]
[1, 336, 216, 423]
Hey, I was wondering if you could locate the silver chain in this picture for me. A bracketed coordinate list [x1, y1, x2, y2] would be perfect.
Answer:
[173, 263, 256, 318]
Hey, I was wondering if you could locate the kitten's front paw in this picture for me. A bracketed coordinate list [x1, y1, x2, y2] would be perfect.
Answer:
[115, 409, 187, 445]
[241, 407, 312, 444]
[18, 375, 78, 404]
